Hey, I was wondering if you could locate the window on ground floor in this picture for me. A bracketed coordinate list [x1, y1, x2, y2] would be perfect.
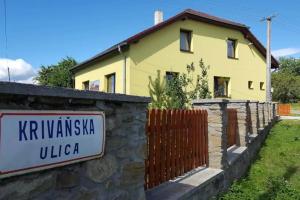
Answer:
[106, 73, 116, 93]
[82, 80, 90, 90]
[90, 80, 100, 91]
[260, 82, 265, 90]
[166, 71, 179, 81]
[248, 81, 254, 89]
[214, 76, 230, 98]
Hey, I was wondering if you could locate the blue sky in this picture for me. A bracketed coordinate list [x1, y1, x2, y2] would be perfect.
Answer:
[0, 0, 300, 82]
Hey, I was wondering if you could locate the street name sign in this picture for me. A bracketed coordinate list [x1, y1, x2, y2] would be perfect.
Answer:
[0, 110, 105, 178]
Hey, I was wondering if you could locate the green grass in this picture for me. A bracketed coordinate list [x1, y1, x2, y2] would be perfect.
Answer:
[291, 103, 300, 111]
[219, 120, 300, 200]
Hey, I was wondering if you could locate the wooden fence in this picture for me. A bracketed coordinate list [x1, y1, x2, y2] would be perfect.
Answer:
[227, 109, 238, 147]
[278, 104, 291, 116]
[145, 109, 208, 189]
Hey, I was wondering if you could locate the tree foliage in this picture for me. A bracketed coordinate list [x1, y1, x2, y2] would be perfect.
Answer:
[34, 57, 77, 88]
[272, 57, 300, 103]
[197, 59, 212, 99]
[148, 70, 167, 109]
[148, 59, 211, 109]
[272, 71, 300, 103]
[277, 57, 300, 75]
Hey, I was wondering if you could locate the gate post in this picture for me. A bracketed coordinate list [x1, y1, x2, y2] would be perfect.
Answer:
[193, 99, 228, 169]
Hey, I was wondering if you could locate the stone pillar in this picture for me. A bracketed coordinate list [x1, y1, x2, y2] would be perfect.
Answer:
[258, 102, 265, 129]
[193, 99, 228, 169]
[263, 102, 269, 126]
[273, 102, 278, 120]
[248, 101, 259, 135]
[268, 102, 272, 123]
[227, 100, 249, 146]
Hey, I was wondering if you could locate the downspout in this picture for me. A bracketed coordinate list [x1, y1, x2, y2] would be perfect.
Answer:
[118, 44, 127, 94]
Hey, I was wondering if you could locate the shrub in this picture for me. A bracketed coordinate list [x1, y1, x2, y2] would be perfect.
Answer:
[148, 59, 211, 109]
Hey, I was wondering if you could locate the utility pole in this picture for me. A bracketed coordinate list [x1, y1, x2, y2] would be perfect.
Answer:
[261, 15, 276, 102]
[7, 67, 10, 82]
[3, 0, 11, 82]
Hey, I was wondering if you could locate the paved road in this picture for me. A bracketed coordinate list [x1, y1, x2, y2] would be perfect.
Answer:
[280, 116, 300, 120]
[291, 110, 300, 115]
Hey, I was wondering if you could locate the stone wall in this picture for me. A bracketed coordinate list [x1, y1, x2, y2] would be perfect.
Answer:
[146, 99, 278, 200]
[0, 82, 279, 200]
[189, 99, 278, 200]
[0, 82, 150, 200]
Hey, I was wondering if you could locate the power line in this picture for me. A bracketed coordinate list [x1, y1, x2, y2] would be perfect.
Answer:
[276, 17, 300, 35]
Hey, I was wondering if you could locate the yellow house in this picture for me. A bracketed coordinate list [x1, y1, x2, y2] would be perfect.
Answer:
[71, 9, 278, 101]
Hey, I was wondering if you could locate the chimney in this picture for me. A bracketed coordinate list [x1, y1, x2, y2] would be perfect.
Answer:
[154, 10, 163, 25]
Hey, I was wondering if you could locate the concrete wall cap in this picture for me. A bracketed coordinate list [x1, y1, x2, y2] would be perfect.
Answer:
[0, 81, 150, 103]
[248, 100, 259, 103]
[192, 98, 229, 104]
[227, 100, 249, 103]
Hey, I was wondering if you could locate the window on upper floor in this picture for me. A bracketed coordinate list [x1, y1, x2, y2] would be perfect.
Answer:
[260, 82, 265, 90]
[82, 81, 90, 90]
[248, 81, 254, 89]
[227, 39, 237, 58]
[166, 71, 179, 81]
[106, 73, 116, 93]
[180, 30, 192, 52]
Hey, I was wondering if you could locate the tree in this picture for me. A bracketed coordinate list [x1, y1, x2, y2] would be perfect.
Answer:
[148, 59, 212, 109]
[35, 57, 77, 88]
[277, 57, 300, 75]
[272, 71, 300, 103]
[165, 59, 212, 108]
[148, 70, 167, 109]
[271, 57, 300, 103]
[197, 59, 212, 99]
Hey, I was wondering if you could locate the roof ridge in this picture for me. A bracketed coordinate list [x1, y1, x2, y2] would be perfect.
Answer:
[184, 8, 247, 27]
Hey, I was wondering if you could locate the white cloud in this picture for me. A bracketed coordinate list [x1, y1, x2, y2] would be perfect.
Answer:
[272, 48, 300, 58]
[0, 58, 36, 84]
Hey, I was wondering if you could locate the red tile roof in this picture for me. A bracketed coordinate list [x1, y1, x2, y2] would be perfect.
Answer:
[71, 9, 279, 72]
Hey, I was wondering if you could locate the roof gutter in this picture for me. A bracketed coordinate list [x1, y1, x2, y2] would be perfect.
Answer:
[70, 42, 128, 73]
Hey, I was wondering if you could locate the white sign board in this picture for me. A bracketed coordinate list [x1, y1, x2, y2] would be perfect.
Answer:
[0, 110, 105, 178]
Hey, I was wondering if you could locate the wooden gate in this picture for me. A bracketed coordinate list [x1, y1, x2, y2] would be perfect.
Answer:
[227, 108, 237, 147]
[145, 109, 208, 189]
[278, 104, 291, 116]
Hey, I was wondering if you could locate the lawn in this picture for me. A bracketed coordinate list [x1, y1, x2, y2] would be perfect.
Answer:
[289, 103, 300, 116]
[219, 120, 300, 200]
[291, 103, 300, 111]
